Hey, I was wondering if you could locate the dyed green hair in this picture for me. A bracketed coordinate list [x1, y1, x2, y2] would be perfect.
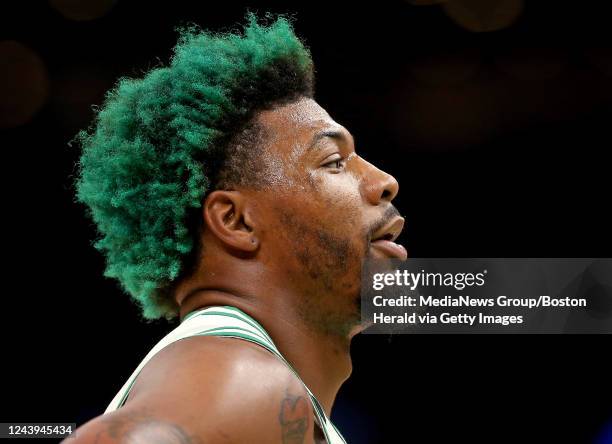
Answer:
[75, 14, 314, 320]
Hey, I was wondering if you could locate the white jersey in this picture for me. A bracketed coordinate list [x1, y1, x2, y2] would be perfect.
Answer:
[105, 305, 347, 444]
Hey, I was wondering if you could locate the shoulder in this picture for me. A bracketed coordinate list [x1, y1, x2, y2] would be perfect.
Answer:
[68, 335, 316, 443]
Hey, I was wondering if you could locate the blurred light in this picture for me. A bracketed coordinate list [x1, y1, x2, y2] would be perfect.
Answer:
[406, 0, 448, 5]
[0, 41, 49, 129]
[408, 50, 483, 87]
[443, 0, 524, 33]
[595, 420, 612, 444]
[495, 48, 569, 81]
[49, 0, 117, 21]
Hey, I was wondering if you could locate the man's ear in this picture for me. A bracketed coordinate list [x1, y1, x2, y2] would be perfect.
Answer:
[203, 190, 259, 252]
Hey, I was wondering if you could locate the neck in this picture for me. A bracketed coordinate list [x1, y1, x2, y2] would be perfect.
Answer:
[179, 287, 355, 416]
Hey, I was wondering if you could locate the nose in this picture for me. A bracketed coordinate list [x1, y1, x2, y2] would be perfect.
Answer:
[359, 157, 399, 205]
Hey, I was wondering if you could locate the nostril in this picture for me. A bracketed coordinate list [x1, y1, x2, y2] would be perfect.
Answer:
[381, 189, 392, 200]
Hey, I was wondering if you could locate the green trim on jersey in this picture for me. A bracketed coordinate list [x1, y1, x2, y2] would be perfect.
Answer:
[104, 305, 347, 444]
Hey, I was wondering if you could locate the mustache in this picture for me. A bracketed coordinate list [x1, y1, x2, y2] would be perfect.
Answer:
[367, 205, 402, 241]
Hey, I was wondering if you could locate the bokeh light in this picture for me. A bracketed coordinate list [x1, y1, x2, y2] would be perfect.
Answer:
[0, 40, 49, 129]
[595, 420, 612, 444]
[406, 0, 448, 5]
[443, 0, 524, 32]
[49, 0, 117, 21]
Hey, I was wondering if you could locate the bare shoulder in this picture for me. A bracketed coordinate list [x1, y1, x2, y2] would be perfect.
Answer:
[67, 336, 316, 443]
[62, 407, 202, 443]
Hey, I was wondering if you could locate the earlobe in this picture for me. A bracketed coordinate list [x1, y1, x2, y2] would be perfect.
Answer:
[241, 208, 260, 250]
[203, 190, 259, 253]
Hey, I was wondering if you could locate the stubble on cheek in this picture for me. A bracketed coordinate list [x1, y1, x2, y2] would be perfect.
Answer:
[271, 181, 366, 336]
[276, 207, 352, 292]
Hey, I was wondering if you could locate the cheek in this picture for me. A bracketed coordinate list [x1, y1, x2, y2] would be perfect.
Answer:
[270, 171, 365, 243]
[314, 173, 363, 228]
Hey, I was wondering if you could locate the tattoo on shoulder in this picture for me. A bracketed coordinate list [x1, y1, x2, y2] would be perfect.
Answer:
[278, 389, 310, 444]
[93, 407, 201, 444]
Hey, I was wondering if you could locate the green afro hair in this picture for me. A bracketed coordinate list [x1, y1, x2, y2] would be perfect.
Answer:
[75, 13, 314, 320]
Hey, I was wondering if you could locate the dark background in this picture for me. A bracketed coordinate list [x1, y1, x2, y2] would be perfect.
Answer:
[1, 1, 611, 443]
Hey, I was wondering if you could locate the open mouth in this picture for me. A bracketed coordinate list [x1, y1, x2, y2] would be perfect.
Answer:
[369, 216, 408, 260]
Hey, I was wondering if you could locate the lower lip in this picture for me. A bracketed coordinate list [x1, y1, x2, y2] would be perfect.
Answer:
[370, 240, 408, 260]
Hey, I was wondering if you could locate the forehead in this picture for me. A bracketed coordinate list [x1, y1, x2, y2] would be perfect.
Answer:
[256, 97, 341, 152]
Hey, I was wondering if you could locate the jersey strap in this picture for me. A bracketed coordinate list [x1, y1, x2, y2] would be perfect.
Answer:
[104, 305, 347, 444]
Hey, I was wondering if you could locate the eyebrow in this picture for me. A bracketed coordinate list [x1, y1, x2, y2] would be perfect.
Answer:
[308, 128, 352, 151]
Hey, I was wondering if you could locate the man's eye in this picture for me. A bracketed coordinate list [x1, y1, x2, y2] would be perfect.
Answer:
[323, 158, 345, 169]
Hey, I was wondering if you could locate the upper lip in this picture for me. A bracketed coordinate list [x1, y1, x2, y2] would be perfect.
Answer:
[370, 216, 405, 243]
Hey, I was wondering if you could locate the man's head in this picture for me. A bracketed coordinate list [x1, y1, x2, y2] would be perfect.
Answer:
[76, 14, 404, 328]
[196, 98, 404, 336]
